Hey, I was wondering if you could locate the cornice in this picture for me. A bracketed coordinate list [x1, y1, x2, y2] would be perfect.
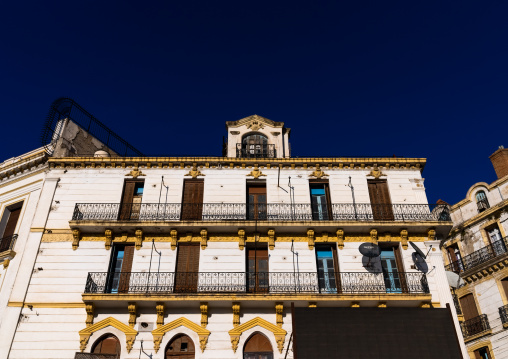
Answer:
[0, 151, 48, 184]
[448, 199, 508, 237]
[48, 156, 427, 172]
[226, 114, 284, 128]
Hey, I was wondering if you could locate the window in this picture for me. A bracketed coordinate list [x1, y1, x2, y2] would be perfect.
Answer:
[174, 244, 200, 293]
[0, 201, 23, 252]
[241, 133, 271, 158]
[476, 191, 490, 213]
[247, 183, 267, 220]
[446, 244, 464, 273]
[367, 180, 394, 220]
[309, 181, 332, 220]
[244, 332, 273, 359]
[486, 223, 506, 256]
[315, 244, 339, 293]
[473, 346, 492, 359]
[181, 179, 204, 220]
[119, 180, 144, 220]
[247, 245, 269, 293]
[165, 334, 195, 358]
[107, 244, 134, 293]
[92, 334, 121, 355]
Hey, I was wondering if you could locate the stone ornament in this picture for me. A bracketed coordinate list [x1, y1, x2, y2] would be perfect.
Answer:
[309, 164, 328, 179]
[78, 317, 137, 353]
[367, 166, 385, 179]
[228, 317, 287, 353]
[246, 166, 266, 179]
[125, 166, 145, 179]
[185, 165, 205, 178]
[151, 317, 210, 353]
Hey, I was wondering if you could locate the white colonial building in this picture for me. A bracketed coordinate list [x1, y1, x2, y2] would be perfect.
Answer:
[442, 146, 508, 359]
[0, 98, 467, 358]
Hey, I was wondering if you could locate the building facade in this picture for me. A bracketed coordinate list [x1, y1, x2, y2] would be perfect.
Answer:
[442, 147, 508, 359]
[0, 99, 466, 358]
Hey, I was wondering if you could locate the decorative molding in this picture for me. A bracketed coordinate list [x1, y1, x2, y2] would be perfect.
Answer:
[232, 302, 240, 327]
[370, 229, 378, 244]
[125, 166, 145, 179]
[309, 164, 328, 179]
[275, 302, 284, 328]
[378, 302, 387, 308]
[170, 229, 177, 250]
[151, 317, 210, 353]
[247, 166, 266, 179]
[185, 165, 205, 178]
[367, 166, 385, 179]
[105, 229, 113, 250]
[156, 303, 164, 328]
[85, 303, 94, 327]
[200, 302, 208, 328]
[200, 229, 208, 250]
[3, 258, 10, 269]
[72, 229, 81, 250]
[308, 302, 317, 308]
[128, 302, 137, 328]
[351, 302, 360, 308]
[400, 229, 408, 250]
[78, 317, 137, 353]
[135, 229, 143, 250]
[337, 229, 344, 249]
[247, 119, 265, 131]
[238, 229, 245, 250]
[307, 229, 315, 250]
[268, 229, 275, 250]
[427, 228, 436, 241]
[228, 317, 287, 353]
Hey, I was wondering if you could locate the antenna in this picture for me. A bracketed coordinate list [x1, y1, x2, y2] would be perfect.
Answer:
[347, 176, 358, 220]
[288, 176, 295, 220]
[139, 340, 153, 359]
[277, 167, 288, 193]
[158, 176, 169, 219]
[291, 240, 300, 292]
[147, 239, 162, 293]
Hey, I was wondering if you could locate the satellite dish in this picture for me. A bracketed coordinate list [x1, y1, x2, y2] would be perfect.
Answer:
[446, 271, 465, 288]
[359, 243, 380, 258]
[412, 252, 429, 273]
[409, 241, 427, 259]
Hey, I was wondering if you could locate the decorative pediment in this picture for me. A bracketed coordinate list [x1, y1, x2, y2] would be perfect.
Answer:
[226, 114, 284, 129]
[78, 317, 137, 353]
[152, 317, 210, 353]
[228, 317, 287, 353]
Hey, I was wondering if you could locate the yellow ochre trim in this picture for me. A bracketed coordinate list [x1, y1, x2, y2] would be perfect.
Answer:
[229, 317, 287, 353]
[8, 302, 86, 308]
[151, 317, 210, 353]
[79, 316, 137, 353]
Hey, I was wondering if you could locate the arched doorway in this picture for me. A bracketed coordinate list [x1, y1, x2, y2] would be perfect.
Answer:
[165, 334, 195, 359]
[243, 332, 273, 359]
[91, 333, 121, 356]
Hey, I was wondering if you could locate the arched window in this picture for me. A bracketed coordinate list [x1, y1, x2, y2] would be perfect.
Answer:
[243, 332, 273, 359]
[165, 334, 195, 359]
[240, 133, 272, 158]
[476, 191, 490, 213]
[92, 334, 121, 356]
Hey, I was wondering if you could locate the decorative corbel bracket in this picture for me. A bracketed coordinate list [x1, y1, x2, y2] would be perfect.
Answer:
[170, 229, 177, 250]
[336, 229, 344, 249]
[275, 302, 284, 328]
[200, 302, 208, 328]
[370, 229, 378, 244]
[200, 229, 208, 250]
[135, 229, 143, 250]
[428, 228, 436, 241]
[268, 229, 275, 250]
[3, 259, 10, 269]
[156, 303, 164, 328]
[400, 229, 408, 250]
[128, 302, 137, 328]
[85, 303, 94, 327]
[238, 229, 245, 250]
[307, 229, 315, 250]
[105, 229, 113, 250]
[232, 302, 240, 327]
[72, 229, 81, 250]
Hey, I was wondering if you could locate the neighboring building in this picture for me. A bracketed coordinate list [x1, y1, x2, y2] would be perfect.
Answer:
[442, 146, 508, 359]
[1, 98, 466, 358]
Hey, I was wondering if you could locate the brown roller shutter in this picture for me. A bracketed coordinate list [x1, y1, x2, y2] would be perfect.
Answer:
[175, 244, 200, 292]
[181, 180, 204, 220]
[118, 245, 134, 293]
[368, 180, 394, 221]
[3, 206, 21, 238]
[119, 181, 136, 220]
[459, 293, 479, 321]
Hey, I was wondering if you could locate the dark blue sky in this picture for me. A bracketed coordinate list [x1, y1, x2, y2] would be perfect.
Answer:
[1, 1, 507, 204]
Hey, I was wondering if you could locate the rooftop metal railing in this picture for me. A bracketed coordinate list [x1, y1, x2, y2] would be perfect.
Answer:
[72, 203, 450, 222]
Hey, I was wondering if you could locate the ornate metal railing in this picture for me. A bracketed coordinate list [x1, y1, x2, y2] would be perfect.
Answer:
[445, 237, 508, 274]
[74, 353, 118, 359]
[0, 234, 18, 253]
[499, 305, 508, 326]
[72, 203, 450, 222]
[84, 271, 429, 295]
[452, 294, 462, 315]
[236, 143, 276, 158]
[460, 314, 490, 339]
[477, 199, 490, 213]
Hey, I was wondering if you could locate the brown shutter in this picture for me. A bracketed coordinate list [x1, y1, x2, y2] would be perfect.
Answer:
[247, 184, 267, 220]
[502, 278, 508, 298]
[119, 181, 136, 220]
[181, 180, 204, 220]
[118, 245, 134, 293]
[447, 246, 458, 262]
[244, 333, 273, 352]
[175, 244, 200, 292]
[3, 206, 21, 238]
[393, 245, 408, 293]
[459, 293, 480, 321]
[368, 180, 394, 220]
[331, 245, 342, 293]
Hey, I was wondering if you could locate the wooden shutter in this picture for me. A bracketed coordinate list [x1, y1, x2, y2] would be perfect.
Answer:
[175, 244, 200, 292]
[119, 181, 136, 220]
[181, 180, 204, 220]
[502, 278, 508, 298]
[447, 246, 458, 262]
[368, 180, 394, 220]
[244, 333, 273, 352]
[248, 185, 267, 219]
[3, 206, 21, 238]
[247, 248, 269, 293]
[459, 293, 480, 320]
[393, 245, 408, 293]
[118, 245, 135, 293]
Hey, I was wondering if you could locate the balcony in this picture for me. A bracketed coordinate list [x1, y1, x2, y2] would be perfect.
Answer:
[236, 143, 276, 158]
[72, 203, 450, 223]
[0, 234, 18, 260]
[499, 304, 508, 328]
[74, 354, 118, 359]
[445, 237, 508, 274]
[460, 314, 491, 341]
[84, 271, 429, 295]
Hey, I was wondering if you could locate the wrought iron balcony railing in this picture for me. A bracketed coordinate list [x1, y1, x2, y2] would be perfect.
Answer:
[452, 294, 462, 315]
[236, 143, 276, 158]
[499, 304, 508, 326]
[460, 314, 490, 339]
[477, 199, 490, 213]
[84, 271, 429, 295]
[74, 353, 118, 359]
[0, 234, 18, 253]
[445, 237, 508, 274]
[72, 203, 450, 222]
